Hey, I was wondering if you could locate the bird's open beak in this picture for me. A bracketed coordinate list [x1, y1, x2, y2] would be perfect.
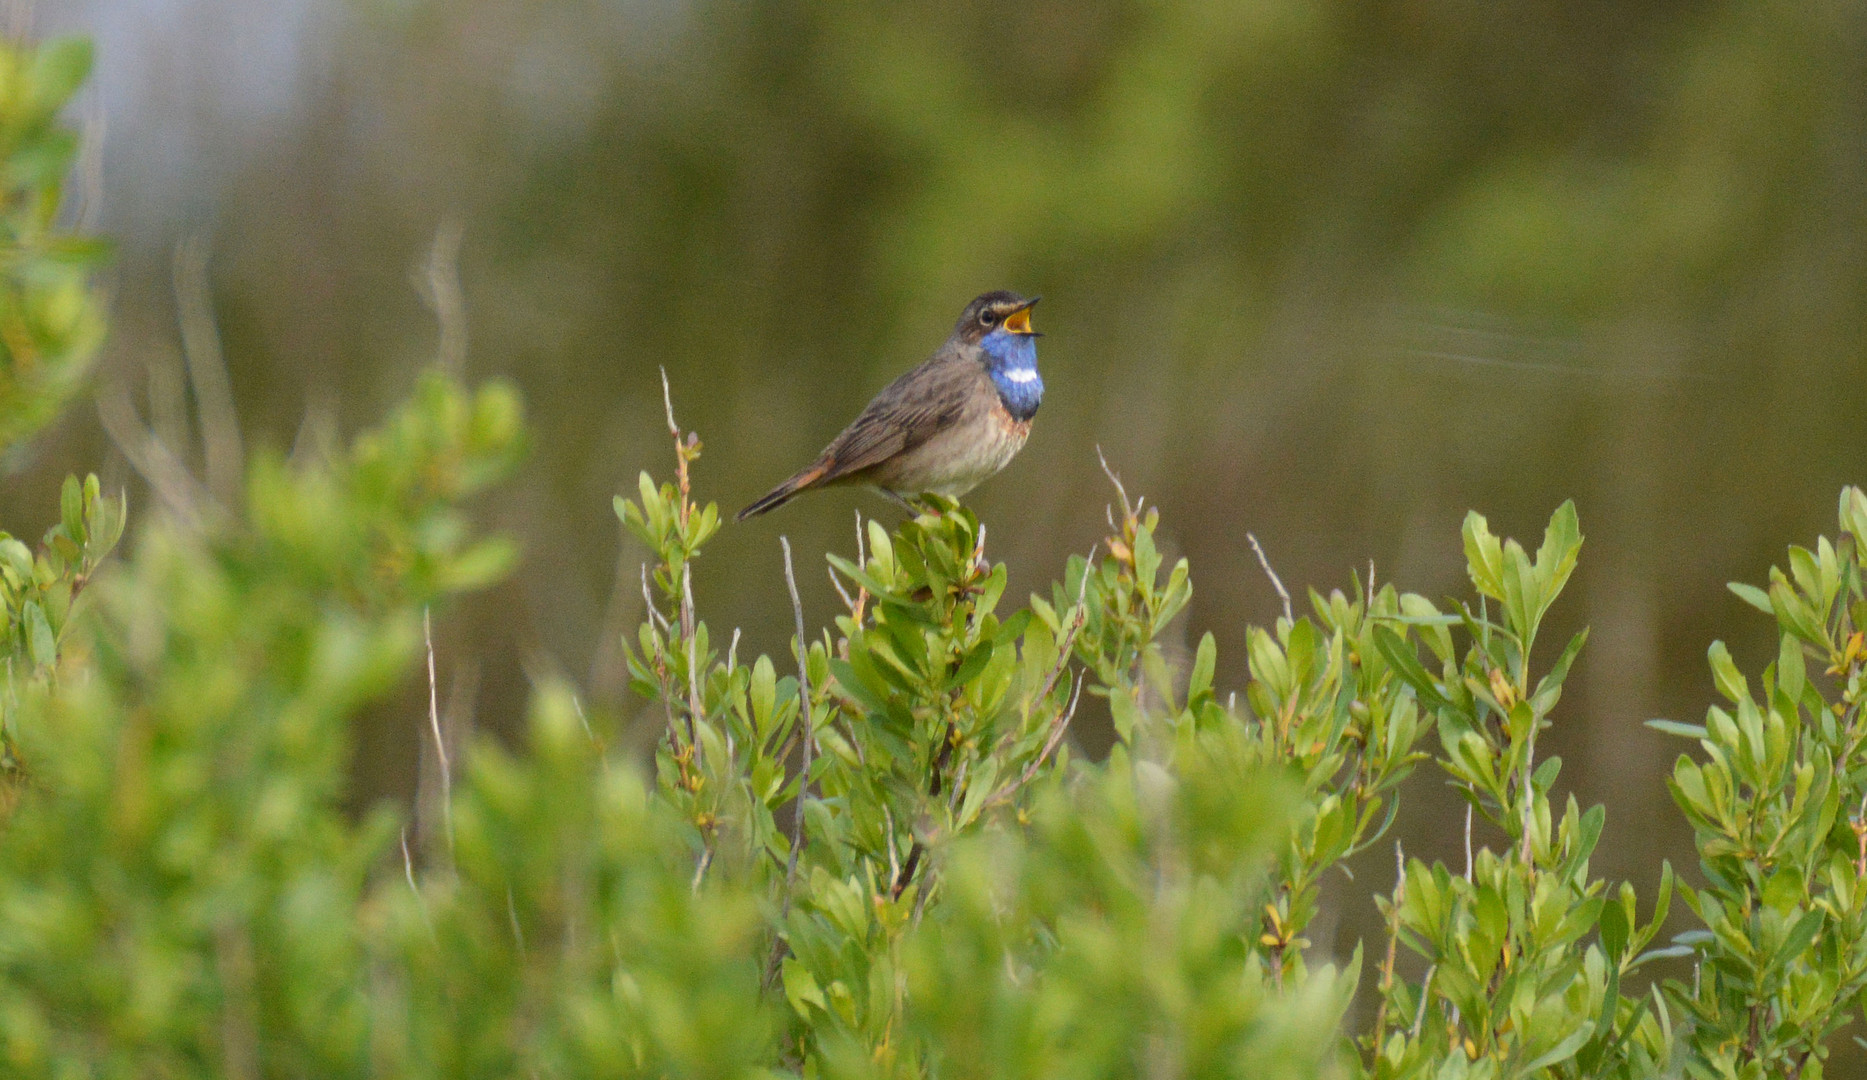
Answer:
[1003, 297, 1040, 336]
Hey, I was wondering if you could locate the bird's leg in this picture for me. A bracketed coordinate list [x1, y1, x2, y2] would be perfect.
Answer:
[876, 487, 922, 514]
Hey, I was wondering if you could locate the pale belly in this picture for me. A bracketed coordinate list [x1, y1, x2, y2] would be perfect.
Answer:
[868, 408, 1032, 497]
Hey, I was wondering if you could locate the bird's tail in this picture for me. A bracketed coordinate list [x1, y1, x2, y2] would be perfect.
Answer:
[736, 463, 829, 521]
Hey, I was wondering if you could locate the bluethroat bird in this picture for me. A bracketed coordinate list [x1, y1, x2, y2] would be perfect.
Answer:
[737, 291, 1043, 519]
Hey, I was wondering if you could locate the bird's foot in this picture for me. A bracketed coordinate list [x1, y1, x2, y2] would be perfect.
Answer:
[878, 490, 963, 519]
[878, 489, 922, 514]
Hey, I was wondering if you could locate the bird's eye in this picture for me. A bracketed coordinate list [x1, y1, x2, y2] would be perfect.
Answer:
[980, 311, 999, 328]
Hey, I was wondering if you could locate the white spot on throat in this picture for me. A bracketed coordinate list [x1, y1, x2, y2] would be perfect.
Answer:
[1003, 367, 1039, 383]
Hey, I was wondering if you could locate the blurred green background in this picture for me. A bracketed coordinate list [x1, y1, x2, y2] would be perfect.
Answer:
[26, 0, 1867, 1001]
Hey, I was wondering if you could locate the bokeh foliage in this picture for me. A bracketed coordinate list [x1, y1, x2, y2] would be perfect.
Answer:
[30, 14, 1867, 1045]
[0, 33, 119, 790]
[0, 35, 104, 455]
[11, 23, 1867, 1080]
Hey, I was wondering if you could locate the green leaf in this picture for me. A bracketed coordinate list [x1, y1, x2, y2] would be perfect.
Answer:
[1775, 632, 1806, 714]
[1573, 801, 1605, 863]
[1727, 581, 1774, 614]
[0, 537, 31, 582]
[1532, 500, 1582, 613]
[782, 957, 827, 1017]
[7, 128, 79, 191]
[1768, 578, 1829, 648]
[1462, 510, 1505, 600]
[60, 474, 85, 546]
[1774, 908, 1823, 968]
[29, 37, 95, 112]
[1707, 640, 1748, 703]
[826, 553, 903, 604]
[947, 638, 995, 690]
[1501, 536, 1536, 641]
[438, 538, 518, 591]
[1187, 631, 1216, 703]
[1530, 626, 1589, 713]
[1599, 891, 1630, 959]
[23, 600, 55, 667]
[750, 655, 777, 734]
[1634, 943, 1698, 963]
[1840, 486, 1867, 545]
[1645, 718, 1708, 740]
[34, 235, 115, 268]
[1521, 1022, 1593, 1072]
[1373, 625, 1448, 711]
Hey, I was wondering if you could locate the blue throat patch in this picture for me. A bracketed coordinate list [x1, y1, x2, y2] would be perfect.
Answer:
[982, 331, 1043, 421]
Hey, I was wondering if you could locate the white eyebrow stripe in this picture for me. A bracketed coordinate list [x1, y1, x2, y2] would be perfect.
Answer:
[1003, 367, 1039, 383]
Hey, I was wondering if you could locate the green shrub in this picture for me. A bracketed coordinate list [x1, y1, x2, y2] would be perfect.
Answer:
[0, 36, 106, 456]
[1653, 488, 1867, 1080]
[0, 34, 117, 786]
[9, 31, 1867, 1080]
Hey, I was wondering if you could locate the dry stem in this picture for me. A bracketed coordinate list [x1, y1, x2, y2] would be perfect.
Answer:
[766, 535, 815, 987]
[1248, 532, 1294, 624]
[423, 608, 455, 862]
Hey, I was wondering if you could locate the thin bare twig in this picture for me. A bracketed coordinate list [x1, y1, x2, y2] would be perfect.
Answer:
[680, 582, 712, 888]
[212, 920, 260, 1080]
[505, 885, 527, 956]
[571, 693, 598, 747]
[146, 347, 191, 456]
[423, 608, 455, 860]
[781, 536, 814, 873]
[1371, 841, 1407, 1048]
[75, 90, 106, 234]
[828, 566, 858, 612]
[1247, 533, 1293, 625]
[640, 562, 685, 762]
[910, 854, 940, 926]
[661, 367, 693, 518]
[892, 837, 926, 902]
[853, 510, 870, 622]
[985, 541, 1097, 803]
[401, 829, 418, 892]
[659, 375, 705, 762]
[1000, 672, 1086, 799]
[984, 549, 1097, 809]
[1521, 726, 1538, 865]
[399, 828, 437, 940]
[96, 386, 214, 530]
[682, 561, 704, 750]
[172, 236, 245, 506]
[640, 564, 669, 636]
[1411, 963, 1436, 1038]
[415, 219, 467, 375]
[1096, 445, 1135, 522]
[767, 536, 815, 987]
[1464, 805, 1474, 882]
[883, 802, 901, 888]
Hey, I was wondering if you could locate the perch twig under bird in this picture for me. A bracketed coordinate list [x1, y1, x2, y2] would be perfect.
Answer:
[737, 291, 1043, 520]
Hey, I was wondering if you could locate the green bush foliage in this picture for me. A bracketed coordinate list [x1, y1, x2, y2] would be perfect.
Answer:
[0, 34, 118, 785]
[1652, 487, 1867, 1079]
[9, 31, 1867, 1080]
[0, 36, 106, 456]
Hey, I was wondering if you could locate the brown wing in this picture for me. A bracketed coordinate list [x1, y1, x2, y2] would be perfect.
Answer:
[812, 354, 977, 483]
[736, 352, 979, 520]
